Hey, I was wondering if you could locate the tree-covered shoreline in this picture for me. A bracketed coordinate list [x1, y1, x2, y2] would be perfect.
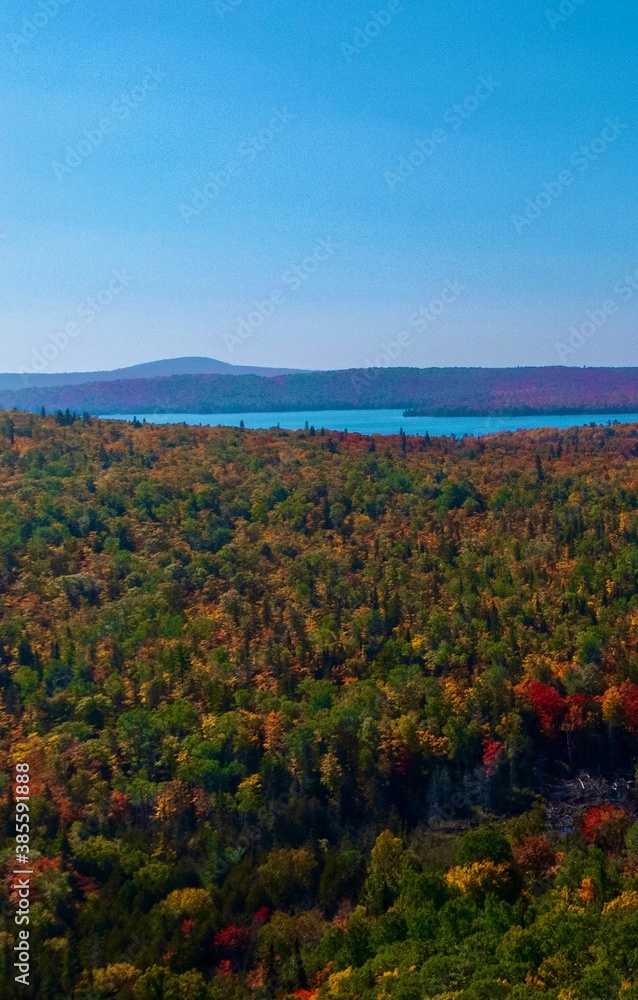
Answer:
[6, 365, 638, 417]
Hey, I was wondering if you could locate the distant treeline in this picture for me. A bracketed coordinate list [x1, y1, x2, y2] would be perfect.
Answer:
[4, 366, 638, 415]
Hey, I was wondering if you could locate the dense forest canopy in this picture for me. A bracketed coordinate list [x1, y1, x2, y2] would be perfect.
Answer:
[3, 413, 638, 997]
[5, 366, 638, 416]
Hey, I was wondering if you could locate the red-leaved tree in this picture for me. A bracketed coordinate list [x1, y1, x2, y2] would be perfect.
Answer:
[526, 681, 566, 737]
[581, 805, 629, 852]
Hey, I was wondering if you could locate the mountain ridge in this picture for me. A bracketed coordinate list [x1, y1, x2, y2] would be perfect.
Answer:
[0, 356, 304, 392]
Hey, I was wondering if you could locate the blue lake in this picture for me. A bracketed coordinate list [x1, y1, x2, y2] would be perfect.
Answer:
[102, 410, 638, 437]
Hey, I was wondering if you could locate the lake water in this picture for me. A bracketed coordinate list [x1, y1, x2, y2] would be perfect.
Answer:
[103, 410, 638, 437]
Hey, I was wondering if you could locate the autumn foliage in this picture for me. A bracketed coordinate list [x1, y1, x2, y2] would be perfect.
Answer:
[581, 805, 629, 852]
[2, 413, 638, 997]
[525, 680, 567, 737]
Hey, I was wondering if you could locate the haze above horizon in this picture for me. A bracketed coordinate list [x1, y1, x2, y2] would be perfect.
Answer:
[2, 1, 636, 374]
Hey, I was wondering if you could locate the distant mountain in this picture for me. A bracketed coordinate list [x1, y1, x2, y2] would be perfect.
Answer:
[0, 356, 303, 392]
[4, 366, 638, 416]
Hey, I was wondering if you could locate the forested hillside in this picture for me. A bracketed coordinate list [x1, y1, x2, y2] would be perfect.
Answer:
[4, 413, 638, 998]
[5, 366, 638, 416]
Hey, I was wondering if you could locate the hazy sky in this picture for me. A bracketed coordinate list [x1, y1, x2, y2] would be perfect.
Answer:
[1, 0, 636, 373]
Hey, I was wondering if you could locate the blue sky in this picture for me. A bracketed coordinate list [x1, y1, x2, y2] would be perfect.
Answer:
[1, 0, 636, 372]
